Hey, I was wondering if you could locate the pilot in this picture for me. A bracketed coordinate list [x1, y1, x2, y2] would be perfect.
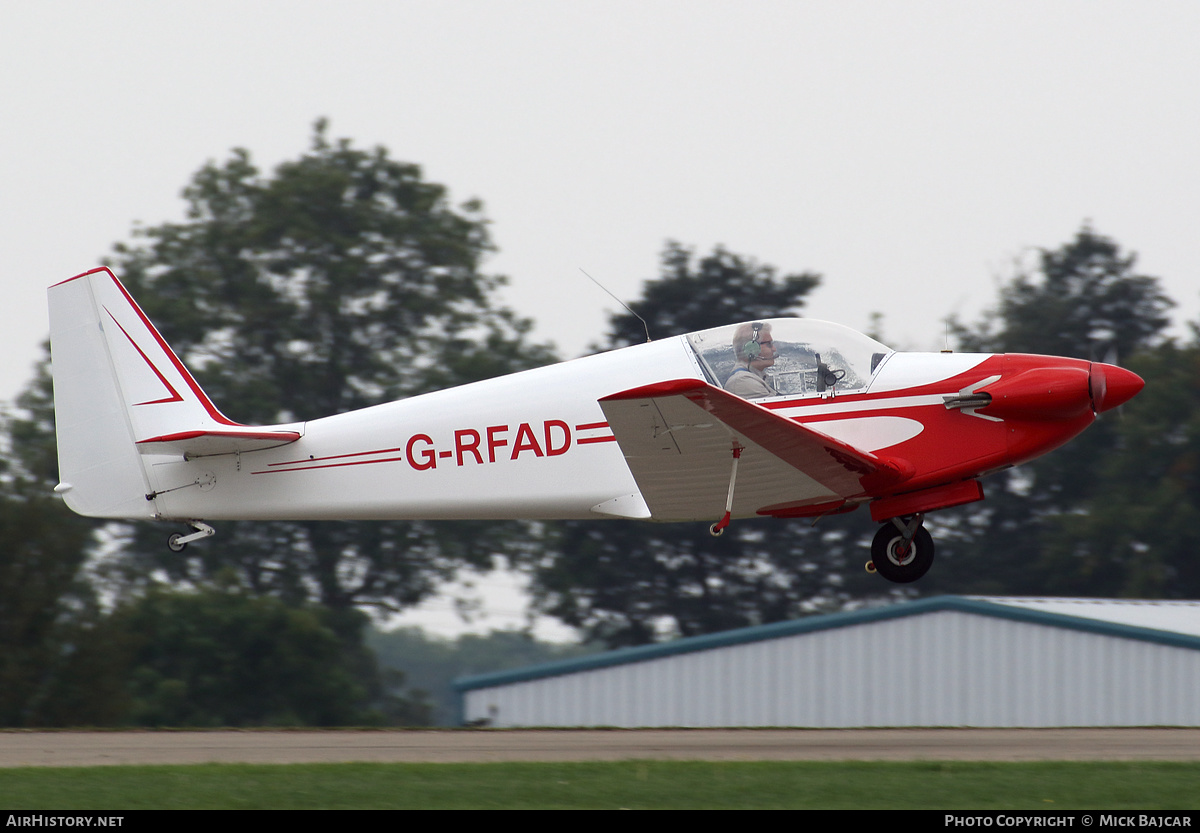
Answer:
[725, 321, 778, 399]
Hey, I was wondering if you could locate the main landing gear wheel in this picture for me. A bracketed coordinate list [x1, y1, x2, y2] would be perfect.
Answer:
[869, 521, 935, 583]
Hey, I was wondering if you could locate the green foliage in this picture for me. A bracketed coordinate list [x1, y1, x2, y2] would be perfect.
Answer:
[605, 241, 821, 347]
[532, 517, 889, 647]
[953, 224, 1173, 360]
[368, 627, 600, 725]
[6, 358, 60, 491]
[929, 225, 1182, 597]
[0, 387, 121, 725]
[1032, 338, 1200, 596]
[111, 121, 554, 422]
[108, 586, 427, 726]
[0, 489, 119, 726]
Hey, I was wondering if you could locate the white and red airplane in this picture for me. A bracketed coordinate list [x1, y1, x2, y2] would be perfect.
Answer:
[48, 267, 1144, 583]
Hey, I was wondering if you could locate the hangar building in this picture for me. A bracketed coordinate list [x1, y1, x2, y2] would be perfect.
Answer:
[455, 595, 1200, 728]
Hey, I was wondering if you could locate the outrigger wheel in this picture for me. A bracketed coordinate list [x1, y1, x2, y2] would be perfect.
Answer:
[868, 515, 935, 583]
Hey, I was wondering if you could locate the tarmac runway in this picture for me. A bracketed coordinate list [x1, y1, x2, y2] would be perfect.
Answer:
[1, 729, 1198, 767]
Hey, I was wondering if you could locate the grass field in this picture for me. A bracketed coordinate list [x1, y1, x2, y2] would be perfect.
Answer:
[0, 761, 1198, 809]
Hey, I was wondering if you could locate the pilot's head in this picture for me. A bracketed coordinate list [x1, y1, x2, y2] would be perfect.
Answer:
[732, 322, 776, 369]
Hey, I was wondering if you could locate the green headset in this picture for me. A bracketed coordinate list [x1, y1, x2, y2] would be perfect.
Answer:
[741, 322, 765, 360]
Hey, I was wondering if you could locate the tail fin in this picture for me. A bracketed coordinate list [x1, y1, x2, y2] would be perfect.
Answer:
[48, 268, 299, 519]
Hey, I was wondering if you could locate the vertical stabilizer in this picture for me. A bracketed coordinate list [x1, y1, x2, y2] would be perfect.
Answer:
[49, 267, 258, 519]
[49, 268, 301, 522]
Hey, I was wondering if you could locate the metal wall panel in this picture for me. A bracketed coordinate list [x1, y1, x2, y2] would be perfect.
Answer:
[462, 609, 1200, 727]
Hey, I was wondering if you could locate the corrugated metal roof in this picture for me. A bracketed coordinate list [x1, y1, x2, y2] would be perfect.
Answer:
[970, 597, 1200, 637]
[454, 595, 1200, 693]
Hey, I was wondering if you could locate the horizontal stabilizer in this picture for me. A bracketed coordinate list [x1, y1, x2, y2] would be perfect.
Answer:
[137, 429, 302, 458]
[599, 379, 911, 521]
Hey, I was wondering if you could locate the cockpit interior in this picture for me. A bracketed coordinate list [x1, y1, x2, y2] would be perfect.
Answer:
[685, 318, 893, 399]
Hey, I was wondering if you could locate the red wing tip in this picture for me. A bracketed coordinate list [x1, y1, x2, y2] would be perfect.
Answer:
[600, 378, 711, 402]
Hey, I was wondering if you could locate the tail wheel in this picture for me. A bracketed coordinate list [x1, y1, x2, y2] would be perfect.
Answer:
[870, 523, 934, 583]
[167, 534, 188, 553]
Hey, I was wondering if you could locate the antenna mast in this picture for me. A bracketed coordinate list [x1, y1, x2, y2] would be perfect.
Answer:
[580, 268, 651, 343]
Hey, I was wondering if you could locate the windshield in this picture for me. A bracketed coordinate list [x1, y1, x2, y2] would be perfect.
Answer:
[685, 318, 893, 398]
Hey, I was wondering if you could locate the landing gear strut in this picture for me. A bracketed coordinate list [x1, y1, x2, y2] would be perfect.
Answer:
[866, 514, 934, 583]
[167, 521, 215, 553]
[709, 443, 745, 538]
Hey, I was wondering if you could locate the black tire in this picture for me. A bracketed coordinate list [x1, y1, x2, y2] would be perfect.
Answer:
[167, 534, 188, 553]
[870, 523, 934, 583]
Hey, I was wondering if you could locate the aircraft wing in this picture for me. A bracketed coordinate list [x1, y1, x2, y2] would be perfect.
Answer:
[598, 379, 911, 521]
[136, 428, 302, 458]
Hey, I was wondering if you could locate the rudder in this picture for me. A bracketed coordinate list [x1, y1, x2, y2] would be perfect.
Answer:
[49, 268, 155, 517]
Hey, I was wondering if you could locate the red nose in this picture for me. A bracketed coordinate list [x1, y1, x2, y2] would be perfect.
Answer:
[1090, 363, 1145, 413]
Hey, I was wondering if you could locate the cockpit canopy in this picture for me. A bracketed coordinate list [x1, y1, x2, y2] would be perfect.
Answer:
[685, 318, 894, 398]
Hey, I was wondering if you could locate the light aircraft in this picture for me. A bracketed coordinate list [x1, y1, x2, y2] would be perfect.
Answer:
[48, 267, 1144, 583]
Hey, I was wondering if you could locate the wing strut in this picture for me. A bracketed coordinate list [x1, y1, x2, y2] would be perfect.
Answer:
[709, 442, 745, 537]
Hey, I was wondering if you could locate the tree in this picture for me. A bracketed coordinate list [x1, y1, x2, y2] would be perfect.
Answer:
[111, 122, 555, 422]
[0, 385, 127, 726]
[528, 243, 891, 647]
[18, 121, 556, 617]
[1034, 335, 1200, 597]
[953, 224, 1172, 361]
[108, 584, 428, 727]
[368, 626, 601, 725]
[604, 241, 821, 348]
[929, 226, 1176, 595]
[0, 487, 116, 725]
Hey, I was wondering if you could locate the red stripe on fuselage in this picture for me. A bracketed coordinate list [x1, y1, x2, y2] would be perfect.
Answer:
[252, 456, 406, 475]
[268, 447, 403, 467]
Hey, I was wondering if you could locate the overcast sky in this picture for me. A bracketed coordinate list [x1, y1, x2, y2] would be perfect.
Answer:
[4, 1, 1198, 637]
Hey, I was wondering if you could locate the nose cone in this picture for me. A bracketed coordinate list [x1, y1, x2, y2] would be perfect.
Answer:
[1090, 363, 1145, 413]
